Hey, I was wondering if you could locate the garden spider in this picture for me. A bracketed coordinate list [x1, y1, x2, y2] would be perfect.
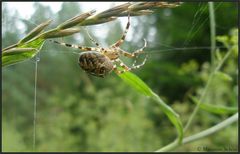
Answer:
[50, 15, 148, 78]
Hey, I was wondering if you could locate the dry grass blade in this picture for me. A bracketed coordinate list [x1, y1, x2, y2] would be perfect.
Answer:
[94, 2, 131, 19]
[128, 2, 181, 12]
[42, 28, 81, 39]
[2, 2, 182, 53]
[154, 2, 182, 8]
[2, 43, 19, 52]
[79, 17, 117, 26]
[2, 48, 37, 56]
[18, 19, 52, 44]
[78, 2, 181, 26]
[118, 10, 154, 17]
[57, 10, 96, 29]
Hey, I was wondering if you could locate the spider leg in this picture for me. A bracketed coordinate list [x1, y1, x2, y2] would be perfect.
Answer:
[112, 58, 147, 75]
[86, 28, 100, 47]
[132, 54, 139, 67]
[85, 29, 107, 53]
[113, 64, 122, 74]
[118, 39, 147, 58]
[49, 40, 99, 52]
[111, 14, 130, 48]
[132, 54, 148, 69]
[112, 59, 129, 74]
[132, 39, 148, 67]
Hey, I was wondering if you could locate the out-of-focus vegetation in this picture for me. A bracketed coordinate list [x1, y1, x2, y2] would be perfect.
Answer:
[2, 2, 238, 152]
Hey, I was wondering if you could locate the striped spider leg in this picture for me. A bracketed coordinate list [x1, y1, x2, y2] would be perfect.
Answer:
[85, 28, 100, 47]
[50, 40, 100, 53]
[112, 39, 148, 74]
[109, 13, 148, 74]
[110, 14, 130, 48]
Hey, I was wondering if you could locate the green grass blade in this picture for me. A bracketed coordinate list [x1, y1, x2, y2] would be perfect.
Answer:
[2, 38, 45, 67]
[2, 48, 37, 67]
[151, 93, 183, 143]
[214, 71, 233, 82]
[21, 38, 45, 49]
[190, 96, 237, 115]
[118, 71, 153, 96]
[118, 71, 183, 143]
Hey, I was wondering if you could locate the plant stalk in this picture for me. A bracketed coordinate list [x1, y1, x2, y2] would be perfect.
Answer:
[184, 45, 234, 133]
[209, 2, 216, 68]
[156, 113, 238, 152]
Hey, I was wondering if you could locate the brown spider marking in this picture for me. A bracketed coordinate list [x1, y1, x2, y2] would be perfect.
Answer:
[50, 14, 148, 78]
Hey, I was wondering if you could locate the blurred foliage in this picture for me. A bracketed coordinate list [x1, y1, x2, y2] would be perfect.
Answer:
[2, 2, 238, 152]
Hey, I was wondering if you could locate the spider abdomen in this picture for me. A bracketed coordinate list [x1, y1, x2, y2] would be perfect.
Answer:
[78, 51, 113, 77]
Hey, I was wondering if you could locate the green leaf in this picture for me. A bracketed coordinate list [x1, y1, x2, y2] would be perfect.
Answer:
[151, 93, 183, 143]
[119, 71, 152, 96]
[2, 38, 45, 67]
[216, 36, 229, 47]
[214, 71, 233, 82]
[118, 71, 183, 144]
[190, 96, 237, 115]
[21, 38, 45, 49]
[2, 48, 37, 67]
[215, 49, 222, 61]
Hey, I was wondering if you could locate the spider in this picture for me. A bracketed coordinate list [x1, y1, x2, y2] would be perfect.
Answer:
[50, 15, 148, 78]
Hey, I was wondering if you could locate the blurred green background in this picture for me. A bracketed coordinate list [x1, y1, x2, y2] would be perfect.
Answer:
[2, 2, 238, 152]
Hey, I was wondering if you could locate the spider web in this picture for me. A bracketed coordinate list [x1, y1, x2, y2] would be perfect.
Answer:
[2, 2, 226, 151]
